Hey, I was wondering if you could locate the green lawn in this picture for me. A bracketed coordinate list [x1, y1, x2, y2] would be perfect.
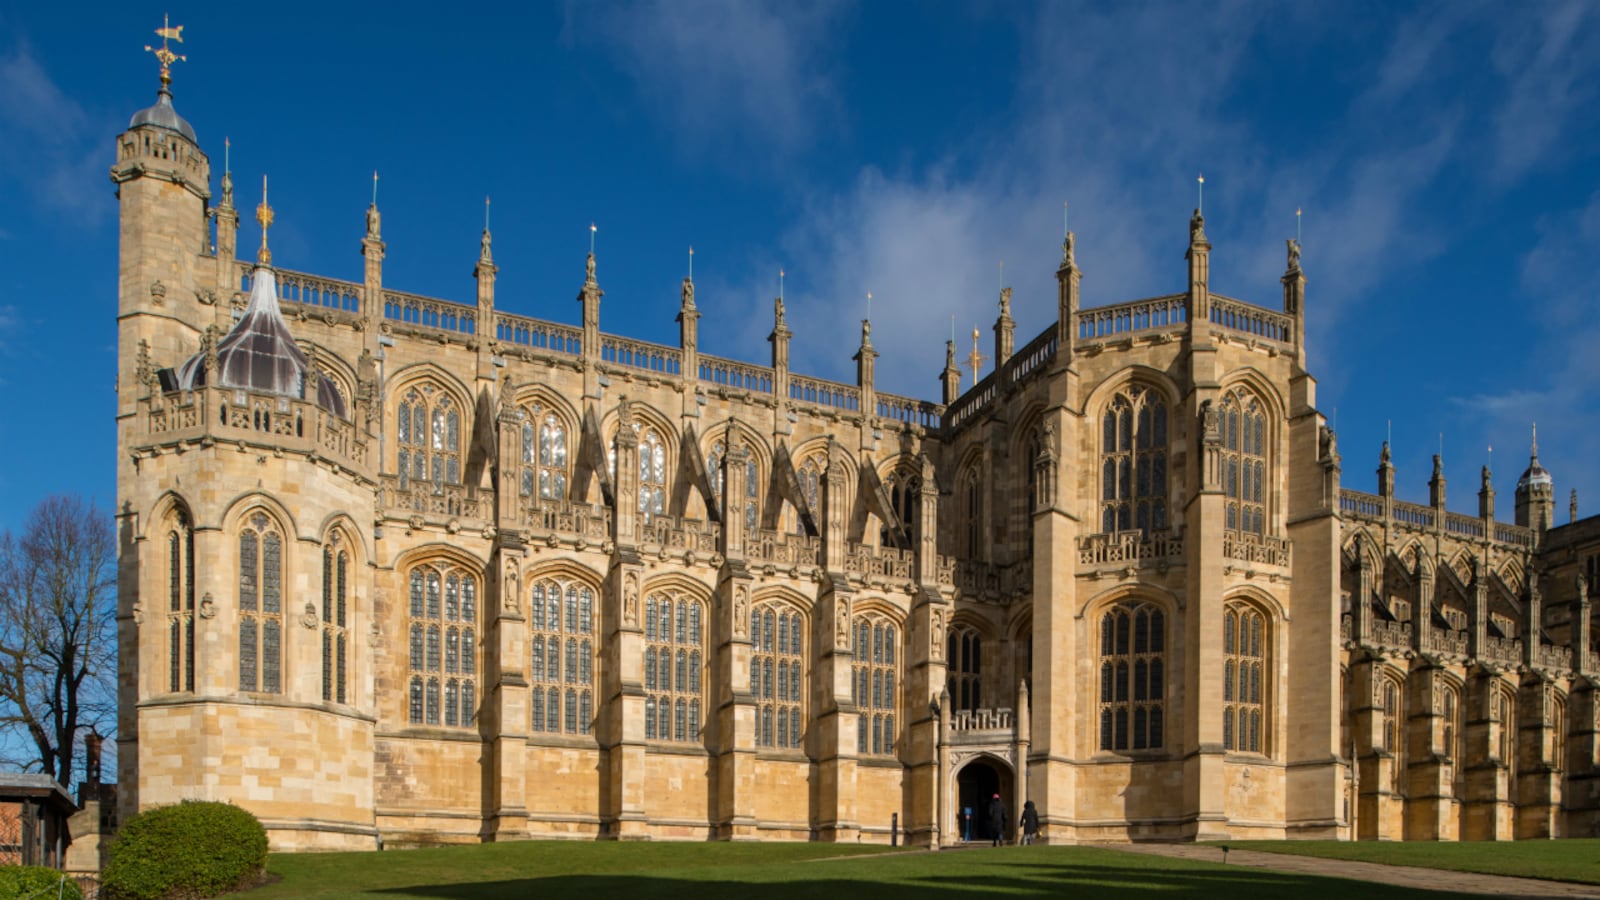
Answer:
[249, 841, 1457, 899]
[1210, 839, 1600, 886]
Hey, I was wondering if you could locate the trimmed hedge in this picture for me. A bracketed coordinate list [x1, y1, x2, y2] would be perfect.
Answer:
[0, 866, 83, 900]
[101, 801, 267, 900]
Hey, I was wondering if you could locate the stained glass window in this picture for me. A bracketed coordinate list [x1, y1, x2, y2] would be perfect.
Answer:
[408, 562, 477, 727]
[238, 515, 283, 694]
[645, 592, 704, 742]
[753, 605, 804, 749]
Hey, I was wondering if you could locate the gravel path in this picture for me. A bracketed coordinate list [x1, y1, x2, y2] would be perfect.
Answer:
[1104, 843, 1600, 899]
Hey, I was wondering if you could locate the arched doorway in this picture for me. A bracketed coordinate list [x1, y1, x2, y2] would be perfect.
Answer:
[954, 756, 1014, 843]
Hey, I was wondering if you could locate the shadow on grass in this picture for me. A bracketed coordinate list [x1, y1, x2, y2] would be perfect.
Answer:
[370, 859, 1455, 899]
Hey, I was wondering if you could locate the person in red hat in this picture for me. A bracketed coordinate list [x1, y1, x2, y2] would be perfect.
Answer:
[986, 792, 1007, 846]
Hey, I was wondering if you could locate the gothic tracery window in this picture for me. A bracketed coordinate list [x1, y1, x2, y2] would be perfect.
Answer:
[962, 469, 981, 558]
[521, 410, 569, 502]
[1382, 676, 1405, 792]
[881, 469, 917, 549]
[638, 428, 666, 523]
[1223, 604, 1265, 753]
[1101, 387, 1168, 535]
[529, 578, 594, 735]
[167, 510, 196, 693]
[853, 614, 899, 756]
[1098, 602, 1164, 752]
[238, 513, 283, 694]
[947, 626, 982, 713]
[751, 604, 804, 749]
[397, 386, 460, 492]
[407, 562, 478, 728]
[644, 592, 704, 742]
[794, 456, 822, 535]
[1221, 390, 1266, 535]
[708, 442, 759, 532]
[321, 533, 350, 705]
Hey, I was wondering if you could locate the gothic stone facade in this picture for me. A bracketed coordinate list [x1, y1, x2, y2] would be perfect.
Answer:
[114, 84, 1600, 850]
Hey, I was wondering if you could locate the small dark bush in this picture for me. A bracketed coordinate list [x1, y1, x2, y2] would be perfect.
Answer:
[101, 801, 267, 900]
[0, 865, 84, 900]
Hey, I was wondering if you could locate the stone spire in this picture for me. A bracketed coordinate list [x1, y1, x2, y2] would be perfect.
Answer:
[1480, 462, 1495, 520]
[1429, 453, 1446, 510]
[1377, 441, 1394, 498]
[1186, 203, 1211, 321]
[941, 337, 961, 406]
[993, 284, 1015, 367]
[1054, 221, 1081, 365]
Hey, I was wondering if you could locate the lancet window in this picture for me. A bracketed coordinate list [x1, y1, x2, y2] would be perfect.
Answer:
[638, 428, 666, 524]
[708, 442, 759, 532]
[1382, 676, 1405, 792]
[751, 604, 804, 749]
[1441, 683, 1463, 791]
[397, 386, 460, 492]
[321, 534, 350, 705]
[881, 469, 917, 549]
[1222, 604, 1265, 753]
[521, 410, 568, 501]
[1098, 602, 1165, 752]
[1025, 432, 1041, 519]
[853, 614, 899, 756]
[947, 626, 982, 713]
[1221, 390, 1266, 535]
[962, 468, 981, 558]
[166, 510, 196, 693]
[407, 562, 478, 728]
[529, 578, 595, 735]
[1100, 387, 1168, 535]
[238, 513, 283, 694]
[794, 456, 822, 535]
[644, 592, 704, 742]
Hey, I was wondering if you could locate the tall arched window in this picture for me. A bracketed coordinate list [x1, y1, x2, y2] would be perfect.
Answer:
[708, 442, 759, 532]
[644, 591, 704, 742]
[751, 603, 804, 749]
[238, 513, 283, 694]
[1024, 432, 1040, 519]
[880, 468, 917, 549]
[321, 534, 350, 704]
[1442, 683, 1463, 793]
[1496, 688, 1515, 765]
[794, 456, 822, 535]
[852, 613, 899, 756]
[1221, 390, 1266, 535]
[1101, 387, 1168, 535]
[1098, 602, 1164, 751]
[397, 386, 460, 491]
[1223, 604, 1265, 753]
[529, 578, 595, 735]
[638, 428, 666, 523]
[947, 626, 981, 712]
[407, 562, 478, 727]
[1382, 677, 1404, 792]
[1553, 696, 1566, 774]
[962, 469, 981, 558]
[521, 410, 568, 501]
[166, 509, 196, 693]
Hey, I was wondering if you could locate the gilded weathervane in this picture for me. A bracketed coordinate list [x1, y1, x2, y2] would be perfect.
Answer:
[256, 176, 274, 265]
[144, 14, 186, 85]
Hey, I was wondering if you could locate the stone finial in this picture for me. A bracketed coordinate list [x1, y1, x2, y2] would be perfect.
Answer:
[1572, 489, 1579, 524]
[1286, 238, 1301, 271]
[1190, 208, 1207, 244]
[681, 276, 695, 310]
[1061, 230, 1075, 268]
[999, 286, 1013, 318]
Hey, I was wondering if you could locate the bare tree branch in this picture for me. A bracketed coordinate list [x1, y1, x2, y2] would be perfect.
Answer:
[0, 496, 117, 788]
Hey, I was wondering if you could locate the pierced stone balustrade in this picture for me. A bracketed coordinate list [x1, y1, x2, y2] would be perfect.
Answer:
[638, 514, 720, 558]
[1535, 642, 1573, 672]
[382, 477, 486, 523]
[1422, 628, 1469, 658]
[138, 387, 369, 472]
[747, 529, 820, 569]
[522, 500, 611, 544]
[1077, 530, 1183, 569]
[1223, 531, 1291, 568]
[1367, 619, 1411, 651]
[950, 707, 1013, 734]
[1480, 634, 1523, 667]
[845, 542, 915, 583]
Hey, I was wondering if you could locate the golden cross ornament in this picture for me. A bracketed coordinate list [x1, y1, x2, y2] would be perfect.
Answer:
[964, 326, 989, 387]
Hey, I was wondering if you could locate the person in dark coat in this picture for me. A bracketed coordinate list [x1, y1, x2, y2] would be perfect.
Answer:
[1020, 800, 1040, 845]
[986, 793, 1007, 846]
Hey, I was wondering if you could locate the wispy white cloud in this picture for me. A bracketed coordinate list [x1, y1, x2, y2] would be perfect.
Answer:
[0, 40, 109, 223]
[1488, 0, 1600, 183]
[564, 0, 846, 154]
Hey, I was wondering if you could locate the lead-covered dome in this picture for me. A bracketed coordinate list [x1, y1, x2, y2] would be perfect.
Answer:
[174, 266, 346, 418]
[128, 85, 197, 144]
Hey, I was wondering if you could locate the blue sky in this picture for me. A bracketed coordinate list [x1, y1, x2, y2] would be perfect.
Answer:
[1, 1, 1598, 532]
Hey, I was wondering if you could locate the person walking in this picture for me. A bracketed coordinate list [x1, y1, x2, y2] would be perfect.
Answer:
[1019, 800, 1039, 845]
[986, 793, 1007, 847]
